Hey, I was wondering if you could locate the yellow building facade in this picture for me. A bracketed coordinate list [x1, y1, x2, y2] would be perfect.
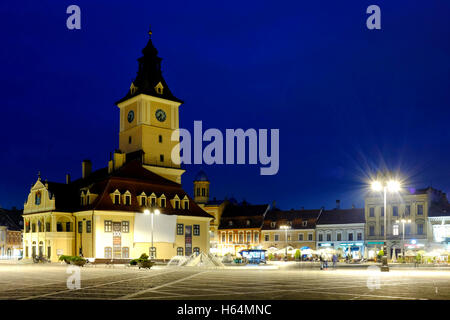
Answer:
[22, 30, 213, 262]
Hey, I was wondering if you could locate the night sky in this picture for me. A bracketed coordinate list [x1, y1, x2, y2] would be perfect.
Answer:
[1, 1, 449, 210]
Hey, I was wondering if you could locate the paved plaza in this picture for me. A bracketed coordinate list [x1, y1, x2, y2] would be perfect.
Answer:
[0, 263, 449, 300]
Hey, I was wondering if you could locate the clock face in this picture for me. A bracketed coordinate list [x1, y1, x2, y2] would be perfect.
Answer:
[155, 109, 166, 122]
[127, 110, 134, 123]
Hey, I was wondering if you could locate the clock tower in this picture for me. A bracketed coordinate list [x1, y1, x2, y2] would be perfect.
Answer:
[115, 29, 185, 184]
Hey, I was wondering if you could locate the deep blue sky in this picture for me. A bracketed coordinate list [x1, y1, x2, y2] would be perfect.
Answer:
[0, 1, 449, 210]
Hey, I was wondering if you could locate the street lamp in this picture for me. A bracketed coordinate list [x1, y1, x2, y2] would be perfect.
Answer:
[371, 177, 401, 272]
[144, 208, 160, 260]
[396, 218, 411, 260]
[280, 225, 291, 261]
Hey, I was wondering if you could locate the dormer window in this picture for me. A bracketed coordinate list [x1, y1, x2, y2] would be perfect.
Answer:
[270, 221, 276, 228]
[155, 82, 164, 95]
[86, 195, 90, 205]
[140, 197, 146, 206]
[302, 221, 307, 227]
[246, 220, 251, 226]
[114, 194, 120, 204]
[125, 195, 131, 206]
[175, 200, 180, 209]
[160, 197, 166, 208]
[228, 220, 233, 226]
[150, 194, 156, 206]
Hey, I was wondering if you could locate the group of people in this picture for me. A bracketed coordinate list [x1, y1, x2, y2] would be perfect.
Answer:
[319, 253, 338, 270]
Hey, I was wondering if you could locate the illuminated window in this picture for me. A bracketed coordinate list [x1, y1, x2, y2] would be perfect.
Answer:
[247, 233, 251, 243]
[254, 233, 259, 242]
[369, 207, 375, 217]
[104, 247, 112, 259]
[264, 234, 269, 242]
[239, 233, 244, 243]
[246, 220, 251, 226]
[177, 224, 184, 235]
[122, 247, 129, 258]
[122, 221, 129, 233]
[86, 221, 92, 233]
[177, 247, 184, 256]
[35, 192, 41, 205]
[393, 224, 399, 236]
[221, 233, 226, 243]
[228, 233, 233, 243]
[193, 224, 200, 236]
[104, 220, 112, 232]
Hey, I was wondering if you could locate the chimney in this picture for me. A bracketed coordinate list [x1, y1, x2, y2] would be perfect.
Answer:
[66, 173, 71, 184]
[82, 160, 92, 179]
[336, 200, 340, 209]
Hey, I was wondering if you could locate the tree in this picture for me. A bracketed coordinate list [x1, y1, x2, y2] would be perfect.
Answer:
[294, 249, 301, 261]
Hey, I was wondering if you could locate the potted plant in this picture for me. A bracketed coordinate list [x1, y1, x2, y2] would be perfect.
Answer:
[137, 253, 154, 269]
[70, 256, 87, 267]
[58, 255, 72, 264]
[294, 249, 301, 261]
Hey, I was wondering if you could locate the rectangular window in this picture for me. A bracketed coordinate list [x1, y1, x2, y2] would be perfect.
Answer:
[177, 224, 184, 235]
[222, 233, 226, 243]
[56, 223, 62, 232]
[369, 226, 375, 236]
[104, 247, 112, 259]
[348, 233, 353, 241]
[393, 224, 399, 236]
[175, 201, 180, 209]
[247, 233, 252, 243]
[298, 233, 304, 241]
[78, 221, 83, 234]
[369, 207, 375, 217]
[337, 233, 342, 241]
[326, 234, 331, 241]
[45, 222, 51, 232]
[150, 247, 156, 259]
[264, 234, 269, 242]
[183, 201, 189, 209]
[380, 206, 384, 216]
[239, 233, 244, 243]
[177, 247, 184, 256]
[159, 135, 163, 143]
[405, 225, 411, 235]
[125, 196, 131, 206]
[318, 234, 323, 241]
[141, 197, 146, 206]
[114, 194, 120, 204]
[254, 233, 259, 242]
[104, 220, 112, 232]
[308, 233, 313, 241]
[393, 206, 398, 216]
[122, 247, 129, 258]
[193, 224, 200, 236]
[418, 224, 424, 235]
[302, 221, 307, 227]
[31, 223, 36, 233]
[357, 232, 362, 240]
[160, 154, 164, 162]
[122, 221, 129, 233]
[66, 222, 72, 232]
[202, 188, 206, 196]
[86, 221, 92, 233]
[228, 234, 233, 243]
[381, 225, 384, 236]
[160, 198, 166, 208]
[151, 197, 156, 206]
[274, 234, 279, 241]
[417, 205, 424, 215]
[405, 205, 411, 216]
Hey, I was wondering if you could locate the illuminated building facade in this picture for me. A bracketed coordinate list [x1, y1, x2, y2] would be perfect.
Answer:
[261, 208, 321, 255]
[22, 30, 213, 262]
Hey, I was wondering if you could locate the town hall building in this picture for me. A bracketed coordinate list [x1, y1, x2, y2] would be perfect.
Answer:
[22, 29, 213, 262]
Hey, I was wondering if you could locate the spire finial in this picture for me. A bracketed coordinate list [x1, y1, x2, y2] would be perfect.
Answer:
[148, 25, 152, 37]
[37, 171, 41, 180]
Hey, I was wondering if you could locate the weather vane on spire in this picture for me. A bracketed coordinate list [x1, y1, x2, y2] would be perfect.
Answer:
[148, 25, 152, 37]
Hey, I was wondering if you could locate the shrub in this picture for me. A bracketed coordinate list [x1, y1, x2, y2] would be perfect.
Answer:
[130, 259, 138, 266]
[294, 250, 301, 260]
[139, 253, 149, 261]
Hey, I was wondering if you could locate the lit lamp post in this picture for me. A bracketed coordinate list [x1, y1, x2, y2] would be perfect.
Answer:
[396, 218, 411, 260]
[144, 208, 160, 260]
[280, 225, 291, 261]
[371, 178, 401, 272]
